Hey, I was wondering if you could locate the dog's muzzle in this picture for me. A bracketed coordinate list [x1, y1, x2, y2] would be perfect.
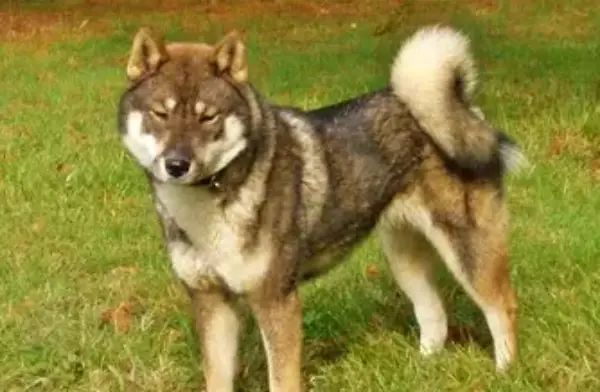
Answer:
[164, 157, 191, 179]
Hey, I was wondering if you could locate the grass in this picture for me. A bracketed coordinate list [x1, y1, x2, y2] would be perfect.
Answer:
[1, 0, 599, 390]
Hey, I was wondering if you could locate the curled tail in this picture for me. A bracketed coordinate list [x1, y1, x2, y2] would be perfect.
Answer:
[391, 25, 526, 172]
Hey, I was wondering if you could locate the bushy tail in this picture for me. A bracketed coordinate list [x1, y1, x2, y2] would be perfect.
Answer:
[391, 25, 525, 172]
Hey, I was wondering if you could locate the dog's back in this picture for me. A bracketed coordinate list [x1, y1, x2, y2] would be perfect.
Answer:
[276, 26, 523, 373]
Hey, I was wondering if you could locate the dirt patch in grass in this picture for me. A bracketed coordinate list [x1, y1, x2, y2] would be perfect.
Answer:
[0, 0, 509, 44]
[2, 0, 596, 45]
[0, 8, 111, 45]
[0, 0, 403, 40]
[546, 129, 598, 160]
[77, 0, 406, 18]
[484, 0, 595, 39]
[510, 7, 594, 39]
[589, 156, 600, 181]
[100, 300, 137, 334]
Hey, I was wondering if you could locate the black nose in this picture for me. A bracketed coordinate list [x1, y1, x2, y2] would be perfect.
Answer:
[164, 158, 191, 178]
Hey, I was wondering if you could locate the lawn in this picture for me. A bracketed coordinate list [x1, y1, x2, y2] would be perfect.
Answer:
[1, 0, 599, 391]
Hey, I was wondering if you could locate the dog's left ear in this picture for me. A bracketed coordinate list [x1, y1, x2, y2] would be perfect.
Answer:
[212, 31, 247, 83]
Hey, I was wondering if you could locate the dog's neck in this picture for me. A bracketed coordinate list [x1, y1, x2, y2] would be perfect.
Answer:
[206, 86, 278, 199]
[202, 141, 259, 195]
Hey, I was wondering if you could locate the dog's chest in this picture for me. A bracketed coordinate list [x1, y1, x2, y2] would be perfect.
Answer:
[154, 183, 270, 294]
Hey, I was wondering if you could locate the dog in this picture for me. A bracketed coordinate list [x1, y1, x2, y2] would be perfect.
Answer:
[117, 25, 525, 392]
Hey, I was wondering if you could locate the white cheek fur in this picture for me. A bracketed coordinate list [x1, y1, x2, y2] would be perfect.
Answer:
[203, 114, 248, 174]
[123, 111, 247, 178]
[123, 111, 160, 168]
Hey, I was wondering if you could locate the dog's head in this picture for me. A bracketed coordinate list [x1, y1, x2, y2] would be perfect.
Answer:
[118, 27, 252, 185]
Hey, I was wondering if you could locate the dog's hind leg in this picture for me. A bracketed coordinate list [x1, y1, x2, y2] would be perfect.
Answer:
[417, 213, 518, 371]
[379, 225, 448, 356]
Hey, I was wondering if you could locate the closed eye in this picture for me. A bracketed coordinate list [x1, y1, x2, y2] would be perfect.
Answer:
[201, 112, 220, 124]
[150, 108, 168, 120]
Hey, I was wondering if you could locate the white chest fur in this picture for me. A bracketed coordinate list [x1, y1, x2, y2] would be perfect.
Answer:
[154, 183, 271, 294]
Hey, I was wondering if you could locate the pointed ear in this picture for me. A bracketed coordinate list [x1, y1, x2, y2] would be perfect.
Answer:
[126, 27, 169, 81]
[212, 31, 248, 83]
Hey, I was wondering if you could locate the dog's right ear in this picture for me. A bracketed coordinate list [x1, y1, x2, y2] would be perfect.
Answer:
[126, 27, 169, 81]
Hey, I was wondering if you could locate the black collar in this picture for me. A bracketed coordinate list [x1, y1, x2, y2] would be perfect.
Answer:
[191, 168, 227, 191]
[150, 169, 225, 192]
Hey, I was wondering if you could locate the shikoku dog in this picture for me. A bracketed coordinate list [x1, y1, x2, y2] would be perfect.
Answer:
[117, 25, 526, 392]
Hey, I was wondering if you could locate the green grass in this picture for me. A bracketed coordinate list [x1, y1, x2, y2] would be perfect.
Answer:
[1, 0, 600, 391]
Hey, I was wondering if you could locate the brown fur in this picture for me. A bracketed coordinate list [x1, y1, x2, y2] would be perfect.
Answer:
[117, 26, 522, 392]
[382, 145, 518, 366]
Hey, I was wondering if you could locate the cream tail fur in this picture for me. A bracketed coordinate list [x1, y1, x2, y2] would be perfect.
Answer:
[391, 25, 528, 172]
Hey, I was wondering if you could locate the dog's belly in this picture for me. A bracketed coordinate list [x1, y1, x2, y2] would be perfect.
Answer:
[299, 249, 349, 281]
[299, 221, 379, 282]
[154, 183, 271, 293]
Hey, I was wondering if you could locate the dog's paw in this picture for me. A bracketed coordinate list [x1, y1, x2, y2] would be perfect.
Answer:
[418, 320, 447, 356]
[419, 338, 445, 356]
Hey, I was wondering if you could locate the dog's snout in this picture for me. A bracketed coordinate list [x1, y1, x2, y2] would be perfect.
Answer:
[164, 151, 192, 179]
[165, 158, 191, 178]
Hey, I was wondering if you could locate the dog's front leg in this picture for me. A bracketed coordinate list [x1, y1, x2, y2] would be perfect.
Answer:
[189, 288, 240, 392]
[251, 290, 303, 392]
